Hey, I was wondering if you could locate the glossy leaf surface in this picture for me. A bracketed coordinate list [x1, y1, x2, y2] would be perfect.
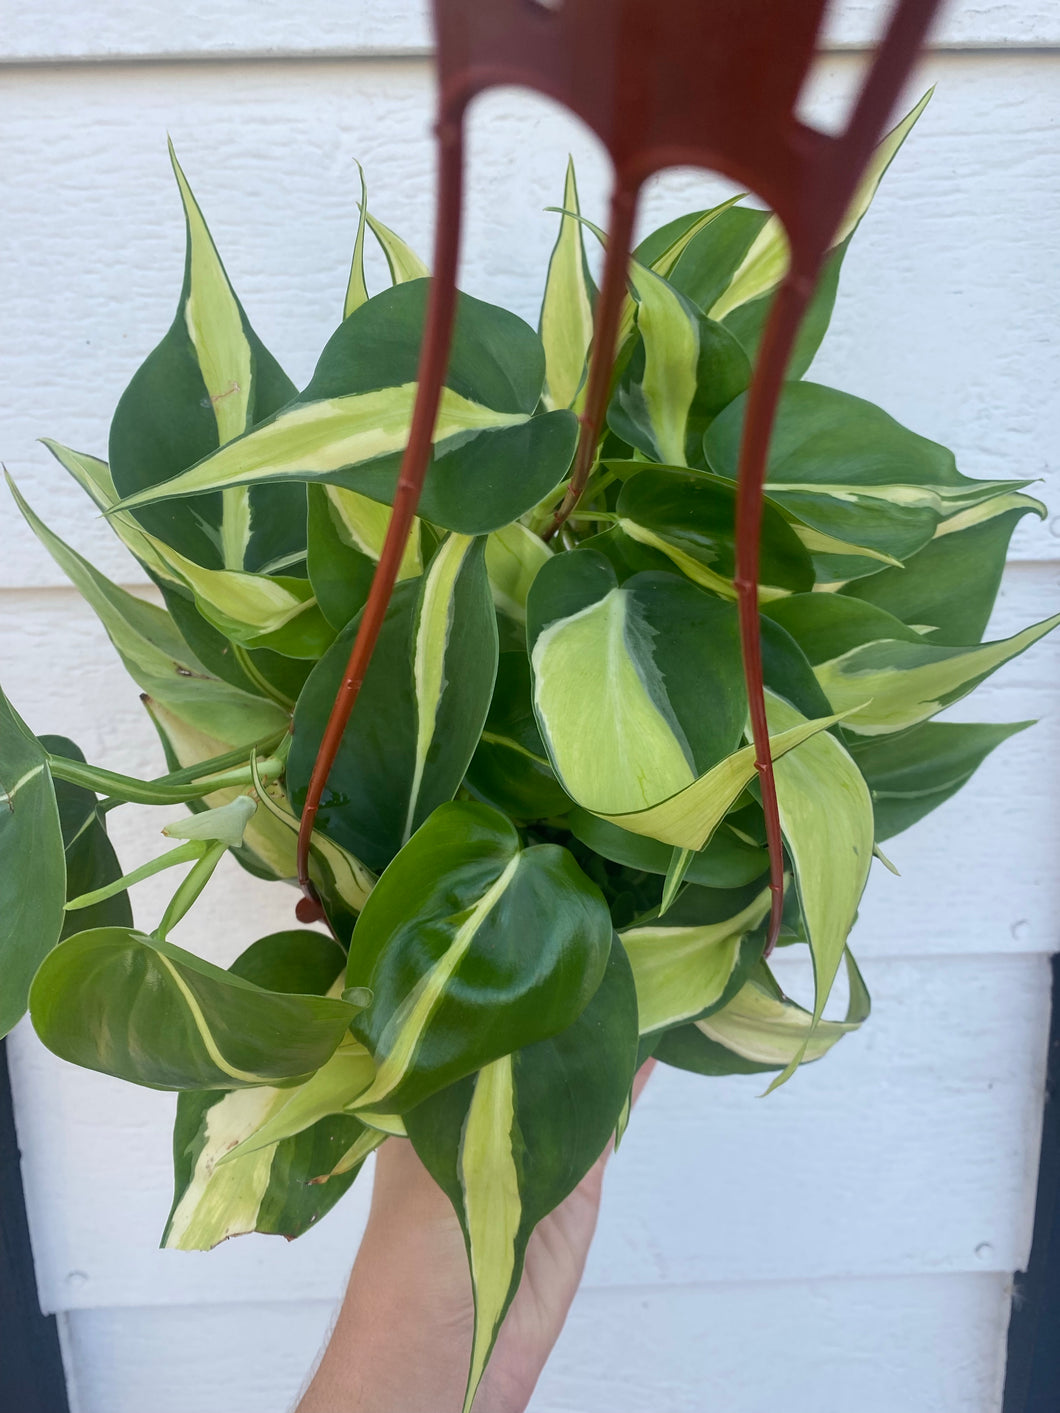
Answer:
[111, 282, 579, 537]
[405, 936, 638, 1413]
[528, 551, 747, 814]
[767, 594, 1060, 736]
[346, 802, 612, 1114]
[288, 534, 498, 871]
[109, 144, 304, 572]
[164, 931, 372, 1249]
[30, 927, 357, 1090]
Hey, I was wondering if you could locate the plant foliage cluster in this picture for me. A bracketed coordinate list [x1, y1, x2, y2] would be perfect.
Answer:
[3, 99, 1055, 1410]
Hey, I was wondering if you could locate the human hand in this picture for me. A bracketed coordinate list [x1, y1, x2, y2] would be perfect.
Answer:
[295, 1061, 654, 1413]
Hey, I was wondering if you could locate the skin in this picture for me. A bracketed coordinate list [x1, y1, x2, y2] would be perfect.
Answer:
[295, 1062, 655, 1413]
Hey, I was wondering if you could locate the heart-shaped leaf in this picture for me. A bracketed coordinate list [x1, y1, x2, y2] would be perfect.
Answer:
[30, 927, 358, 1090]
[109, 143, 305, 572]
[345, 801, 612, 1114]
[288, 533, 498, 872]
[163, 930, 375, 1250]
[110, 281, 579, 537]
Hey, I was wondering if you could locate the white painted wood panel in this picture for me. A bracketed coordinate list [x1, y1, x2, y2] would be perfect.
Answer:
[3, 52, 1058, 589]
[10, 950, 1049, 1313]
[2, 0, 1057, 63]
[2, 563, 1056, 965]
[61, 1272, 1012, 1413]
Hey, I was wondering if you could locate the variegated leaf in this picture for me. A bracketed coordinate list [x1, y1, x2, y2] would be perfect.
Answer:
[704, 382, 1032, 580]
[109, 143, 305, 573]
[343, 161, 371, 318]
[767, 594, 1060, 737]
[110, 283, 578, 537]
[39, 440, 331, 659]
[539, 158, 596, 412]
[465, 652, 571, 822]
[7, 474, 287, 748]
[622, 885, 770, 1034]
[30, 927, 358, 1090]
[850, 720, 1032, 842]
[307, 483, 424, 632]
[405, 935, 638, 1413]
[164, 931, 374, 1250]
[527, 551, 747, 816]
[365, 210, 430, 284]
[288, 533, 498, 871]
[656, 951, 870, 1078]
[840, 490, 1046, 642]
[608, 264, 749, 467]
[614, 465, 813, 600]
[764, 694, 874, 1086]
[345, 801, 613, 1115]
[484, 521, 551, 627]
[706, 93, 932, 325]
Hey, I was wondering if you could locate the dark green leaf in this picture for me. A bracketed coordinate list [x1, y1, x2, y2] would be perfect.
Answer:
[850, 720, 1032, 840]
[346, 801, 613, 1114]
[0, 690, 66, 1036]
[288, 534, 498, 872]
[30, 927, 357, 1090]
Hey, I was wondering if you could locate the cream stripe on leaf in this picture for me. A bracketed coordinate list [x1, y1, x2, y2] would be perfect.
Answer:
[766, 593, 1060, 738]
[850, 720, 1031, 844]
[163, 930, 376, 1249]
[405, 937, 639, 1413]
[7, 474, 287, 749]
[704, 382, 1036, 582]
[306, 483, 424, 633]
[622, 886, 771, 1035]
[343, 161, 371, 319]
[608, 264, 750, 468]
[345, 801, 613, 1116]
[615, 466, 813, 601]
[110, 146, 303, 574]
[527, 548, 748, 817]
[0, 687, 66, 1036]
[365, 210, 430, 284]
[539, 158, 596, 413]
[762, 695, 874, 1089]
[465, 652, 572, 823]
[29, 927, 357, 1091]
[287, 535, 497, 873]
[110, 281, 578, 538]
[38, 440, 332, 659]
[655, 951, 870, 1079]
[701, 91, 932, 370]
[839, 491, 1046, 645]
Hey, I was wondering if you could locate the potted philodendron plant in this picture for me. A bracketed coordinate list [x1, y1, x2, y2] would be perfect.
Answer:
[3, 95, 1057, 1411]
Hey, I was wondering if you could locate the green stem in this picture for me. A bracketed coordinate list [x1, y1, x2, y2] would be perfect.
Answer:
[65, 840, 204, 911]
[232, 644, 296, 709]
[49, 735, 288, 807]
[153, 841, 227, 940]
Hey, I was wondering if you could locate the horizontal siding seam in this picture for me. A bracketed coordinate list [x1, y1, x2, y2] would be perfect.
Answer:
[1, 44, 1060, 71]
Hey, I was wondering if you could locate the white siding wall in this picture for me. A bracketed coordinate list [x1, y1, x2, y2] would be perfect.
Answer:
[2, 3, 1057, 1409]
